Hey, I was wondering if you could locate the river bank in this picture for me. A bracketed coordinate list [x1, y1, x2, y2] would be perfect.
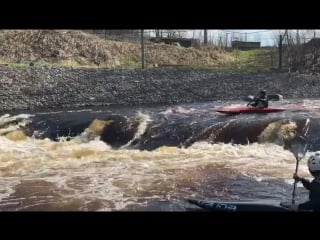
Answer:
[0, 66, 319, 111]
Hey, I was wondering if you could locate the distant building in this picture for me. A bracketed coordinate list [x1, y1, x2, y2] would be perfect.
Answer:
[231, 41, 261, 50]
[149, 37, 200, 48]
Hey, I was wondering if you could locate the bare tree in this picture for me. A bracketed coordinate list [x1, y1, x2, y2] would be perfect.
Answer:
[192, 30, 196, 39]
[155, 29, 160, 38]
[165, 30, 187, 39]
[281, 30, 320, 72]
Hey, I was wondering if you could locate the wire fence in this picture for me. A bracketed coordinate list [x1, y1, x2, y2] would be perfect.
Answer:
[84, 30, 191, 43]
[83, 29, 319, 73]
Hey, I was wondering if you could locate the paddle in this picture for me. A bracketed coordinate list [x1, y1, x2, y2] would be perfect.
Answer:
[287, 119, 310, 205]
[245, 94, 279, 103]
[289, 136, 309, 204]
[246, 94, 269, 107]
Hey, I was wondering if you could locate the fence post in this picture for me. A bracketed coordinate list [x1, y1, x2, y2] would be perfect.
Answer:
[141, 29, 145, 69]
[204, 30, 208, 45]
[278, 34, 283, 70]
[225, 32, 229, 48]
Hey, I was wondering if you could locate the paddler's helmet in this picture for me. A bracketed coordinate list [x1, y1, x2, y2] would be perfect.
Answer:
[308, 151, 320, 176]
[259, 90, 266, 95]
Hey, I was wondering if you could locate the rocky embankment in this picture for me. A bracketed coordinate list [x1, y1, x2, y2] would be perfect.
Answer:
[0, 66, 319, 111]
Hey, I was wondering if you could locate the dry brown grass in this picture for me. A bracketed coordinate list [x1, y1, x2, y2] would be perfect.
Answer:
[0, 30, 234, 68]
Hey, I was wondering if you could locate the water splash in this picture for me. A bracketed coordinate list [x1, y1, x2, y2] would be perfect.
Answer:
[0, 113, 33, 136]
[121, 112, 153, 148]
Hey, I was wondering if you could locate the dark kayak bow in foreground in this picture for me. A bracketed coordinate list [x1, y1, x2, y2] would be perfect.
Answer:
[186, 199, 298, 212]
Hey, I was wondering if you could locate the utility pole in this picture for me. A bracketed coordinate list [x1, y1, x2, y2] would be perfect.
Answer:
[296, 29, 300, 44]
[279, 34, 283, 70]
[155, 29, 160, 38]
[204, 29, 208, 45]
[226, 32, 229, 48]
[141, 29, 145, 69]
[245, 32, 247, 42]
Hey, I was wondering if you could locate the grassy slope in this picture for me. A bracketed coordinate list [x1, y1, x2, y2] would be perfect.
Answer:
[0, 30, 279, 72]
[0, 30, 233, 69]
[216, 48, 279, 73]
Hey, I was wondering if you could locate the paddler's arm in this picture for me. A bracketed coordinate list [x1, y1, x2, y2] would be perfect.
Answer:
[298, 201, 314, 211]
[293, 173, 311, 190]
[289, 201, 313, 211]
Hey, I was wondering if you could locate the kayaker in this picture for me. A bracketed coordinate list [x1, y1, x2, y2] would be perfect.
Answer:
[247, 90, 268, 108]
[290, 152, 320, 211]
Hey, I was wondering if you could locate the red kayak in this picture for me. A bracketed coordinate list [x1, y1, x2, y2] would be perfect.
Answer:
[216, 105, 305, 114]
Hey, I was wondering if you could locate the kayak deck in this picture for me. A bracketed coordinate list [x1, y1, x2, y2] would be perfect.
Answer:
[216, 105, 305, 114]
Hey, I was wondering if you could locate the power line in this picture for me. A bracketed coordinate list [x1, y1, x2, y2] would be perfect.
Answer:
[223, 30, 273, 35]
[245, 30, 273, 34]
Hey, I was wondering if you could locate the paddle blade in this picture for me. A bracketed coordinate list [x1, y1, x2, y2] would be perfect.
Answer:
[285, 118, 310, 161]
[289, 136, 309, 161]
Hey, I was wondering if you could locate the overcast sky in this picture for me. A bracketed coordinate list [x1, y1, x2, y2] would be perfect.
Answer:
[146, 30, 320, 47]
[184, 30, 320, 46]
[185, 30, 277, 46]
